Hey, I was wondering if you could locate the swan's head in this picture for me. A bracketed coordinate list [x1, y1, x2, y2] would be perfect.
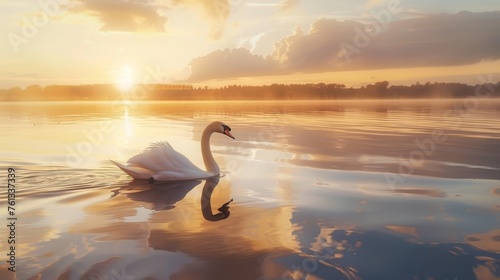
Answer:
[210, 121, 235, 139]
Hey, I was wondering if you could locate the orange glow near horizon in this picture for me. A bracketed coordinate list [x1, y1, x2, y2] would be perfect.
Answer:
[192, 60, 500, 88]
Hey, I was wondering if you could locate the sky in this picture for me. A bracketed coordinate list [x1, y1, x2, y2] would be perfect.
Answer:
[1, 0, 500, 89]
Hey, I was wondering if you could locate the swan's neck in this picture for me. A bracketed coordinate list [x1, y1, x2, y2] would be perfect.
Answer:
[201, 126, 219, 175]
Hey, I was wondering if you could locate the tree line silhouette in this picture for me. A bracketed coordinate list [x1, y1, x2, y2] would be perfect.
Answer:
[0, 81, 499, 101]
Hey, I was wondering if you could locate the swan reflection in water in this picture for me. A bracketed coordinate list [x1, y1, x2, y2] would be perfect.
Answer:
[111, 176, 233, 221]
[200, 177, 233, 221]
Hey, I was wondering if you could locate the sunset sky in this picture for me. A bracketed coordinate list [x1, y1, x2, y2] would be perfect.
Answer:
[1, 0, 500, 89]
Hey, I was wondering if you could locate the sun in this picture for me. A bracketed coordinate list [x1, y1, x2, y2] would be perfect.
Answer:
[116, 66, 135, 92]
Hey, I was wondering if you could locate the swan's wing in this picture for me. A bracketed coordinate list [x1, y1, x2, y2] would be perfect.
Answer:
[110, 160, 153, 179]
[127, 141, 206, 175]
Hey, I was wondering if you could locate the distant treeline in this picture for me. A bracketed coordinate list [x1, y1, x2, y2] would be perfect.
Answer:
[1, 81, 499, 101]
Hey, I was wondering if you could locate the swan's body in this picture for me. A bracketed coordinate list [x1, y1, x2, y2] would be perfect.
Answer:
[111, 121, 234, 182]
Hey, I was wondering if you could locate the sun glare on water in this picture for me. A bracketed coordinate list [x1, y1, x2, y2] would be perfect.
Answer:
[116, 66, 135, 91]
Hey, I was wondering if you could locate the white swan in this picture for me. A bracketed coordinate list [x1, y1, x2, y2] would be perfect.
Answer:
[111, 121, 235, 182]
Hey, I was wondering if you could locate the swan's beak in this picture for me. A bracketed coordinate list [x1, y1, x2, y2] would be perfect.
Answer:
[224, 129, 235, 139]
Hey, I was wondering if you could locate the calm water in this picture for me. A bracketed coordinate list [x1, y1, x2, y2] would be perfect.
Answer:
[0, 100, 499, 280]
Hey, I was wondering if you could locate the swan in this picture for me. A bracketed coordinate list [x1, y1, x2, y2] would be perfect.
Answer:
[111, 121, 235, 182]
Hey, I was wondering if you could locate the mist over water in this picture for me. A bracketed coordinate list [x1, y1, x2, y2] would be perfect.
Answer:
[0, 99, 499, 280]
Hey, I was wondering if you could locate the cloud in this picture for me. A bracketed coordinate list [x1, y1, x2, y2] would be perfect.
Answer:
[273, 11, 500, 70]
[72, 0, 236, 37]
[188, 48, 279, 82]
[271, 20, 357, 71]
[187, 11, 500, 81]
[171, 0, 230, 20]
[348, 10, 500, 68]
[73, 0, 168, 32]
[171, 0, 235, 39]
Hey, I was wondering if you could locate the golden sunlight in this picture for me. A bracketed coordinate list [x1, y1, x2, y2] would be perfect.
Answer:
[116, 66, 135, 92]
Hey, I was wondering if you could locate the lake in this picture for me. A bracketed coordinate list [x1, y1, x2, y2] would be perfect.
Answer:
[0, 99, 499, 280]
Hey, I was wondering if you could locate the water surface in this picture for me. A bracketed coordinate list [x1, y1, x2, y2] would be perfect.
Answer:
[0, 100, 499, 280]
